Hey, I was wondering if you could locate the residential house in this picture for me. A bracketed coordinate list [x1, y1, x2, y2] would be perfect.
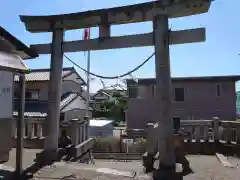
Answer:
[90, 86, 127, 110]
[126, 76, 240, 130]
[0, 25, 38, 162]
[12, 67, 92, 148]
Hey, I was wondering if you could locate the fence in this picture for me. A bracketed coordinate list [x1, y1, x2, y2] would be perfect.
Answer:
[127, 118, 240, 144]
[12, 118, 96, 159]
[93, 118, 240, 154]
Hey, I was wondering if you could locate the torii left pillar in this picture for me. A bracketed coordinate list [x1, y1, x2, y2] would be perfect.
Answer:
[41, 26, 64, 162]
[153, 15, 177, 179]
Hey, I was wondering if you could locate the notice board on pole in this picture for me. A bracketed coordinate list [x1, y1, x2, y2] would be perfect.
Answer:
[0, 71, 13, 119]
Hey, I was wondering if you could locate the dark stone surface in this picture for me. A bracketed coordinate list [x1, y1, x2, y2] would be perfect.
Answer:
[153, 164, 183, 180]
[35, 150, 59, 165]
[142, 152, 155, 173]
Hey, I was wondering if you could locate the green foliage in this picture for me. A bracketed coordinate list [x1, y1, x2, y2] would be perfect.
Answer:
[92, 91, 127, 125]
[92, 136, 147, 153]
[93, 136, 121, 153]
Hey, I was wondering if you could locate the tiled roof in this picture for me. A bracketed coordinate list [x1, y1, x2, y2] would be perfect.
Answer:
[60, 92, 78, 109]
[14, 67, 73, 82]
[13, 92, 84, 117]
[0, 26, 38, 59]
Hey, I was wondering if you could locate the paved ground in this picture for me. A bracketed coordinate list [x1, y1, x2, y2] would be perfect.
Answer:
[2, 149, 240, 179]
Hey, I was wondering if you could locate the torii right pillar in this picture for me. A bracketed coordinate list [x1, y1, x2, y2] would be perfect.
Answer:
[153, 15, 177, 179]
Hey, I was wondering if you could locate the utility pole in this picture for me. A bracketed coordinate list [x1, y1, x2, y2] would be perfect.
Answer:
[85, 28, 91, 118]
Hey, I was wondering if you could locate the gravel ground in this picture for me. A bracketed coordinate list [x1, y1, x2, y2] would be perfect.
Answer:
[3, 149, 240, 180]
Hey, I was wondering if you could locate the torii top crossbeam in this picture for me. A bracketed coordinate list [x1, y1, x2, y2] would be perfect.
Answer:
[20, 0, 211, 32]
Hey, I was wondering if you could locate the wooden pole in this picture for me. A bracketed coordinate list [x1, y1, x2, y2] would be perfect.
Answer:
[153, 14, 176, 178]
[15, 75, 25, 176]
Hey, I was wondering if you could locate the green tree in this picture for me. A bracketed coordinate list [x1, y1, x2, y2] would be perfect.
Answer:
[92, 91, 127, 126]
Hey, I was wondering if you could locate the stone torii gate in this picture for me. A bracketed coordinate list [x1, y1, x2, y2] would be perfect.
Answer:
[20, 0, 212, 178]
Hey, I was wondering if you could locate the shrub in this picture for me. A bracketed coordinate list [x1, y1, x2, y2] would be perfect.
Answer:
[93, 136, 121, 153]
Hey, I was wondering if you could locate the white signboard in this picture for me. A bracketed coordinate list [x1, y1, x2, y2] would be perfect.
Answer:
[123, 139, 133, 144]
[123, 139, 133, 153]
[0, 71, 13, 118]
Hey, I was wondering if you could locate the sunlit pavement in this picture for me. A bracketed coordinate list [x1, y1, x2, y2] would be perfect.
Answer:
[3, 149, 240, 179]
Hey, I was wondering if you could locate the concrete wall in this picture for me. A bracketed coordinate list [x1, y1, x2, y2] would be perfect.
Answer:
[0, 119, 12, 162]
[89, 123, 114, 137]
[64, 108, 92, 121]
[61, 80, 83, 95]
[127, 80, 237, 129]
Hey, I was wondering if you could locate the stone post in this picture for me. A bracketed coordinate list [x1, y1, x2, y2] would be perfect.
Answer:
[78, 125, 83, 144]
[37, 124, 42, 138]
[146, 122, 156, 154]
[27, 122, 33, 138]
[213, 117, 220, 142]
[82, 125, 85, 142]
[84, 116, 90, 140]
[142, 122, 157, 173]
[70, 119, 79, 146]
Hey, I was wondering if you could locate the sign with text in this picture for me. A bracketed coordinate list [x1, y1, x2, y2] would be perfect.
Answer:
[0, 71, 13, 118]
[123, 139, 133, 144]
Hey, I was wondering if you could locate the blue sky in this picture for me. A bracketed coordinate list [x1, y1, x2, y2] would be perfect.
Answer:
[1, 0, 240, 92]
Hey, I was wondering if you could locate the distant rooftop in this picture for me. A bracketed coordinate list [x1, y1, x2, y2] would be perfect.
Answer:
[14, 67, 86, 85]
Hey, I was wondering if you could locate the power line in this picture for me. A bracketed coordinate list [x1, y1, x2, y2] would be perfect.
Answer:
[63, 52, 155, 79]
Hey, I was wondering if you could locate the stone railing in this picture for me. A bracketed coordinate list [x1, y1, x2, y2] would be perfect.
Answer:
[127, 118, 240, 145]
[126, 118, 240, 156]
[69, 118, 96, 159]
[179, 118, 240, 145]
[69, 119, 89, 146]
[12, 120, 44, 140]
[12, 118, 96, 157]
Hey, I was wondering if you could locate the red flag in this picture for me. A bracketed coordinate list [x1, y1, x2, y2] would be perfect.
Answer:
[84, 28, 90, 40]
[83, 28, 90, 56]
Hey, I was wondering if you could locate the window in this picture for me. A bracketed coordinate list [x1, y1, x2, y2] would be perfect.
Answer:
[26, 90, 40, 99]
[174, 88, 185, 102]
[128, 85, 138, 98]
[216, 84, 222, 97]
[137, 85, 146, 98]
